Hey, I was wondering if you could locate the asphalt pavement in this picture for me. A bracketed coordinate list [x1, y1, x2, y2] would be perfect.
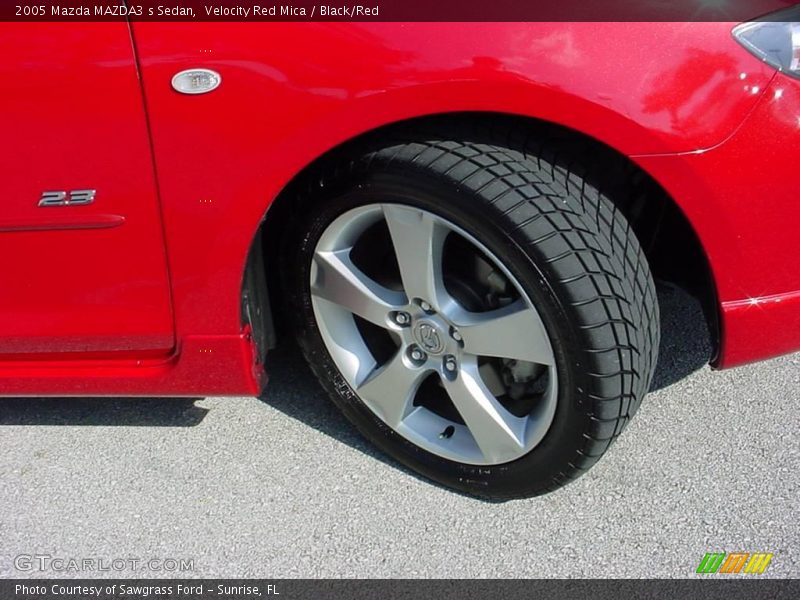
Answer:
[1, 285, 797, 578]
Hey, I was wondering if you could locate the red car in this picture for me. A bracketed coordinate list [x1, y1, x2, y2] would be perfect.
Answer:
[2, 13, 799, 498]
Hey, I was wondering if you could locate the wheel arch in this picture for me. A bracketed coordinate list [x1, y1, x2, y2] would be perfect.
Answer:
[244, 112, 720, 364]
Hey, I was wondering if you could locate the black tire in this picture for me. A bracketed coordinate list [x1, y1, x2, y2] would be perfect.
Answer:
[281, 125, 659, 499]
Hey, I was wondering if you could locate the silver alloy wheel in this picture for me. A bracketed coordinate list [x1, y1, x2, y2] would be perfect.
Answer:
[310, 204, 558, 465]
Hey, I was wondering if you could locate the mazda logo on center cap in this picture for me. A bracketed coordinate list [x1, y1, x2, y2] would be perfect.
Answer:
[415, 322, 445, 354]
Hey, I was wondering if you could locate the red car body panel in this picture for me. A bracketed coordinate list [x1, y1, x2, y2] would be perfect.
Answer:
[0, 23, 175, 357]
[0, 21, 797, 395]
[635, 73, 800, 368]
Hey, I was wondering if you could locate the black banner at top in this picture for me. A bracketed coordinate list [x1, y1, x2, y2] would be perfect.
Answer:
[3, 0, 800, 22]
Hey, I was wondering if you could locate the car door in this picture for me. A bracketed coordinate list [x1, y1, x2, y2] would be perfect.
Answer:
[0, 23, 174, 357]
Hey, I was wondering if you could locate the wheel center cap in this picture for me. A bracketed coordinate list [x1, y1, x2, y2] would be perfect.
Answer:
[413, 320, 447, 354]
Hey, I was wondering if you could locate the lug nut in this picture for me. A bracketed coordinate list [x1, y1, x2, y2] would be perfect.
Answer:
[410, 347, 426, 362]
[451, 329, 462, 342]
[444, 355, 457, 372]
[419, 300, 433, 313]
[394, 311, 410, 326]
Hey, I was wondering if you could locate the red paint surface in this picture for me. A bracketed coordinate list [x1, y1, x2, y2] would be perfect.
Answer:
[0, 22, 797, 395]
[635, 72, 800, 368]
[0, 23, 174, 356]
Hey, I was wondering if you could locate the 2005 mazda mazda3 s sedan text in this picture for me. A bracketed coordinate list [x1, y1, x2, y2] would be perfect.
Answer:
[2, 13, 799, 498]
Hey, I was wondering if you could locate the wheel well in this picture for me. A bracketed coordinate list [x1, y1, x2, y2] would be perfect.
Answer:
[251, 112, 719, 361]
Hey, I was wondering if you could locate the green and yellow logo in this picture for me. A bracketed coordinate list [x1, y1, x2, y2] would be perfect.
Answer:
[696, 552, 774, 574]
